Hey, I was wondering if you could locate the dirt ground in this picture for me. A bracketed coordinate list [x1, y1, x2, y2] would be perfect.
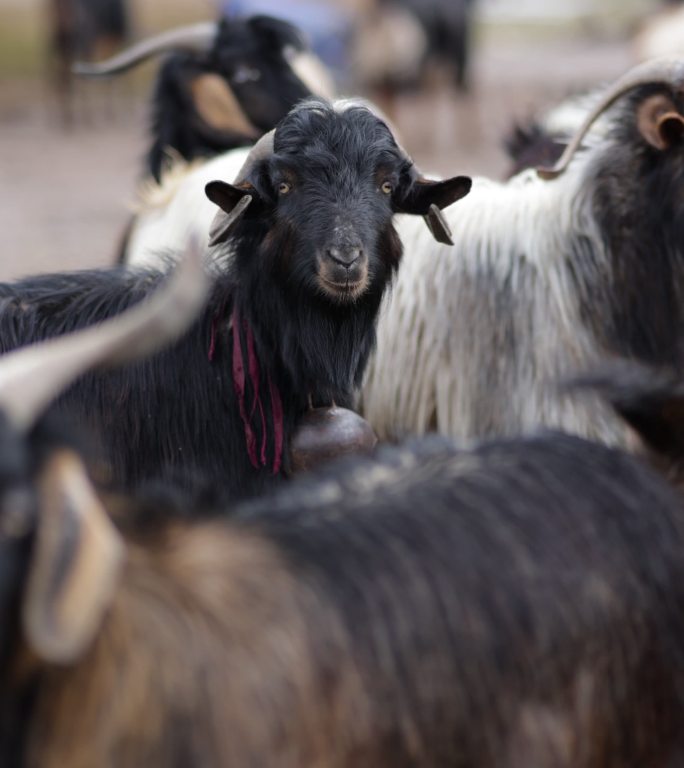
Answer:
[0, 31, 636, 282]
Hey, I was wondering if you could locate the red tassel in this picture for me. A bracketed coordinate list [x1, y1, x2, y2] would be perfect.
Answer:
[244, 319, 268, 467]
[232, 307, 259, 469]
[231, 306, 284, 475]
[269, 372, 284, 474]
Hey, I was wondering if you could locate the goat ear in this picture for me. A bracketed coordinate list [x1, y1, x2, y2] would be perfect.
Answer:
[188, 73, 260, 142]
[205, 180, 253, 246]
[397, 176, 472, 245]
[23, 451, 124, 664]
[637, 94, 684, 151]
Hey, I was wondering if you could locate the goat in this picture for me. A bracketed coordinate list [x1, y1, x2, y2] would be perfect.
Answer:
[360, 56, 684, 448]
[0, 100, 470, 499]
[75, 16, 335, 183]
[48, 0, 130, 125]
[4, 284, 684, 765]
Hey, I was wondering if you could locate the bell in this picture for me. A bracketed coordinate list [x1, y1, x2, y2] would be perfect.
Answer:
[290, 407, 378, 473]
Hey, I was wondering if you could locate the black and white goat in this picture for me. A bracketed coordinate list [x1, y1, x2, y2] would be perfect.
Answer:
[76, 15, 335, 183]
[0, 100, 470, 498]
[4, 276, 684, 765]
[361, 57, 684, 448]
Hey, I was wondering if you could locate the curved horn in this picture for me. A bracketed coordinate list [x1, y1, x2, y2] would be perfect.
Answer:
[73, 22, 217, 77]
[206, 130, 276, 246]
[0, 239, 210, 431]
[538, 56, 684, 180]
[234, 129, 275, 184]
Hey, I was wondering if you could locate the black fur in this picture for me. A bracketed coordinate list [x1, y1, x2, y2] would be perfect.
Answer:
[586, 85, 684, 369]
[4, 368, 684, 763]
[0, 102, 442, 500]
[0, 412, 86, 768]
[147, 15, 316, 181]
[506, 85, 684, 376]
[224, 102, 412, 403]
[235, 430, 684, 766]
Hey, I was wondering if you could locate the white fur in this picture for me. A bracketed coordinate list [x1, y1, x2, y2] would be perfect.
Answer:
[360, 148, 635, 448]
[125, 148, 250, 267]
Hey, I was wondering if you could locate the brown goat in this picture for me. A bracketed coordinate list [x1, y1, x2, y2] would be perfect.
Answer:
[7, 383, 684, 767]
[16, 503, 361, 767]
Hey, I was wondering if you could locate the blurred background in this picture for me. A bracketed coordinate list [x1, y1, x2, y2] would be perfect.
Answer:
[0, 0, 678, 280]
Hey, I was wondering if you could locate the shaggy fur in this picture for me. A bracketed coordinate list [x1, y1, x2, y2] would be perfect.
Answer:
[4, 380, 684, 765]
[0, 101, 447, 499]
[361, 83, 684, 447]
[125, 148, 250, 268]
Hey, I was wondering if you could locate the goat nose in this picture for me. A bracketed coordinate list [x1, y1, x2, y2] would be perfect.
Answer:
[327, 246, 363, 268]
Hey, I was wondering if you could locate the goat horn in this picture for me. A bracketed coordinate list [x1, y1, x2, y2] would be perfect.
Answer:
[0, 238, 210, 431]
[538, 56, 684, 180]
[206, 130, 276, 246]
[234, 129, 276, 184]
[73, 22, 217, 77]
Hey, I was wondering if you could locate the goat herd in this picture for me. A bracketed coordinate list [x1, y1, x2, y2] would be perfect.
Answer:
[3, 12, 684, 767]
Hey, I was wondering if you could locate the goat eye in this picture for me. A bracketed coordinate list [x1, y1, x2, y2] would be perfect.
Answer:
[278, 182, 291, 196]
[381, 181, 393, 195]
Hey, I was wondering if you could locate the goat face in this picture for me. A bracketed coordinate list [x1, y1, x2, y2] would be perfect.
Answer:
[206, 100, 471, 305]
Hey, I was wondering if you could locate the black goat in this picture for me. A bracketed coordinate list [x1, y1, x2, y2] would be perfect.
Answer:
[5, 328, 684, 765]
[0, 100, 470, 499]
[76, 16, 334, 181]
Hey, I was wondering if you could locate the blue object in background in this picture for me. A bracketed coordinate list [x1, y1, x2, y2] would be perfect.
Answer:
[222, 0, 354, 85]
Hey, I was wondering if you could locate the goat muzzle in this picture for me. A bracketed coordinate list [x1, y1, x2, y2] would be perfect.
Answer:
[317, 247, 370, 302]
